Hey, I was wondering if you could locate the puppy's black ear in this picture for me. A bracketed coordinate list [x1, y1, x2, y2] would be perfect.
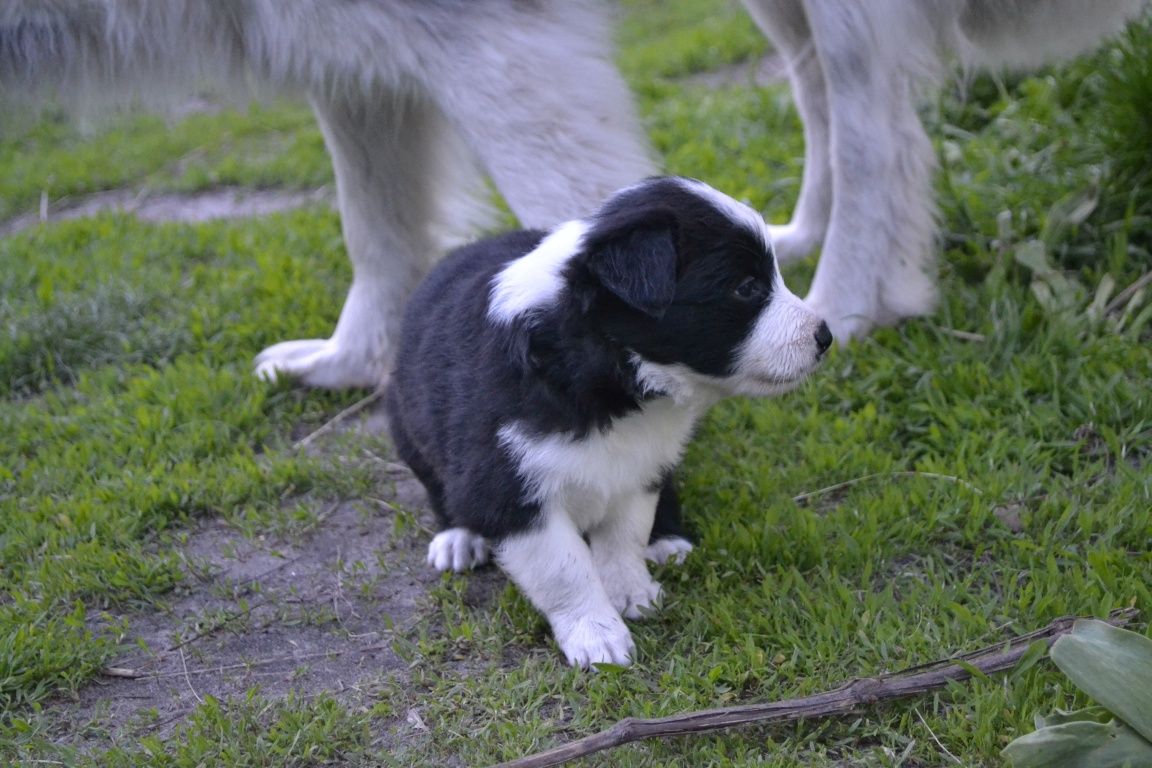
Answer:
[583, 208, 678, 319]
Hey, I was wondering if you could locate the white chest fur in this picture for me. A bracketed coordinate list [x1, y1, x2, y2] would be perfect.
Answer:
[498, 398, 702, 531]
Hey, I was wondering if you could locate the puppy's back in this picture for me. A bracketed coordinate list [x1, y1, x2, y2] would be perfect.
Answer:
[385, 230, 547, 522]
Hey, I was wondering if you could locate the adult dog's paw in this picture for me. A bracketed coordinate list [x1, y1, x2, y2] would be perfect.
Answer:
[427, 528, 490, 572]
[254, 338, 386, 390]
[766, 222, 821, 265]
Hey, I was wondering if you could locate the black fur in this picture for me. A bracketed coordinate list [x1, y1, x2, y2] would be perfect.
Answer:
[386, 177, 780, 543]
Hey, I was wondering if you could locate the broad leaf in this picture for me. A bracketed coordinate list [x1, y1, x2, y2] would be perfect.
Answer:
[1050, 620, 1152, 743]
[1002, 719, 1152, 768]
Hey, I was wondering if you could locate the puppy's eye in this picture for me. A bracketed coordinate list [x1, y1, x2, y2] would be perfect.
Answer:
[733, 277, 767, 301]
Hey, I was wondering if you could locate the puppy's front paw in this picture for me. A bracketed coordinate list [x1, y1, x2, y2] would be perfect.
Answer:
[596, 558, 663, 619]
[553, 613, 635, 668]
[427, 528, 490, 572]
[610, 578, 663, 620]
[645, 535, 693, 565]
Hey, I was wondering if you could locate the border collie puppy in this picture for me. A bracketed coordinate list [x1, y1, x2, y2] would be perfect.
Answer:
[385, 177, 831, 667]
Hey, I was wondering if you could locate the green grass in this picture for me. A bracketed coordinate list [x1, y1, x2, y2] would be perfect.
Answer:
[2, 1, 1150, 765]
[0, 103, 329, 221]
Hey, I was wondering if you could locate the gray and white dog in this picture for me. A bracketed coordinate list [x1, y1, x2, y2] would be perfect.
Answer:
[2, 1, 1145, 380]
[0, 1, 656, 388]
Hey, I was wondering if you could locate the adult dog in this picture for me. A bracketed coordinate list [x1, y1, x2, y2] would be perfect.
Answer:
[0, 1, 655, 388]
[386, 177, 830, 666]
[3, 2, 1145, 382]
[742, 0, 1148, 338]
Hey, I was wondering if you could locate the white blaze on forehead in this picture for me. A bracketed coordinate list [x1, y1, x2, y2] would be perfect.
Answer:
[673, 177, 772, 252]
[488, 219, 590, 324]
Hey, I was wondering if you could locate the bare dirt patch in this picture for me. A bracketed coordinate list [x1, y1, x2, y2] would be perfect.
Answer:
[0, 186, 333, 237]
[42, 405, 506, 754]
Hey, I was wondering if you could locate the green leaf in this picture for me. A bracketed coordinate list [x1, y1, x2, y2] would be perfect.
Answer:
[1010, 639, 1052, 681]
[1038, 706, 1114, 729]
[1050, 620, 1152, 742]
[1002, 719, 1152, 768]
[1014, 239, 1083, 314]
[954, 658, 990, 680]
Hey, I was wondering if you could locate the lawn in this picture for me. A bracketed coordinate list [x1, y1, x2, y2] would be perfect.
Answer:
[1, 1, 1150, 765]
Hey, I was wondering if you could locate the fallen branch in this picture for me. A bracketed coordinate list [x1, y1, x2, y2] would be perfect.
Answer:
[490, 608, 1139, 768]
[293, 385, 386, 450]
[792, 470, 983, 505]
[1103, 268, 1152, 317]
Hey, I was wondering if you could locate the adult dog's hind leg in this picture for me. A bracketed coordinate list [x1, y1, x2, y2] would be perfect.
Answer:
[422, 4, 657, 228]
[255, 92, 468, 388]
[744, 0, 832, 264]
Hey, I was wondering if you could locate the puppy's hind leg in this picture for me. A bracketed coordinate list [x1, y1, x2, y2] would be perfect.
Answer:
[744, 0, 833, 264]
[255, 91, 481, 388]
[428, 528, 491, 573]
[645, 480, 693, 566]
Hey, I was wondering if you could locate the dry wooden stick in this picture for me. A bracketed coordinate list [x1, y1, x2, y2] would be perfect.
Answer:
[1103, 268, 1152, 316]
[490, 608, 1139, 768]
[792, 470, 983, 505]
[293, 385, 385, 449]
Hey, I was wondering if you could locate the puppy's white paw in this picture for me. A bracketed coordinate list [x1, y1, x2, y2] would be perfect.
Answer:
[645, 536, 693, 566]
[553, 613, 635, 668]
[427, 528, 490, 572]
[598, 562, 663, 619]
[616, 580, 663, 620]
[254, 338, 386, 390]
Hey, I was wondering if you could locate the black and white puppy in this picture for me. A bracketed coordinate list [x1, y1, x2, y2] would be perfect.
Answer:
[385, 177, 831, 667]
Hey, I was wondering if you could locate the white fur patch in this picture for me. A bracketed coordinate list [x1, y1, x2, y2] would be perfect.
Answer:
[487, 220, 590, 325]
[497, 400, 701, 524]
[427, 528, 490, 572]
[674, 177, 771, 251]
[730, 268, 826, 396]
[497, 507, 635, 667]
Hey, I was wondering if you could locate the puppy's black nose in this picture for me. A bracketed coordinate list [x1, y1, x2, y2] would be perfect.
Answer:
[814, 321, 833, 356]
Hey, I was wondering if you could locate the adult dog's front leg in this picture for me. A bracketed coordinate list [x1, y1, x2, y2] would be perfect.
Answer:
[498, 509, 635, 668]
[255, 91, 459, 388]
[800, 0, 940, 341]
